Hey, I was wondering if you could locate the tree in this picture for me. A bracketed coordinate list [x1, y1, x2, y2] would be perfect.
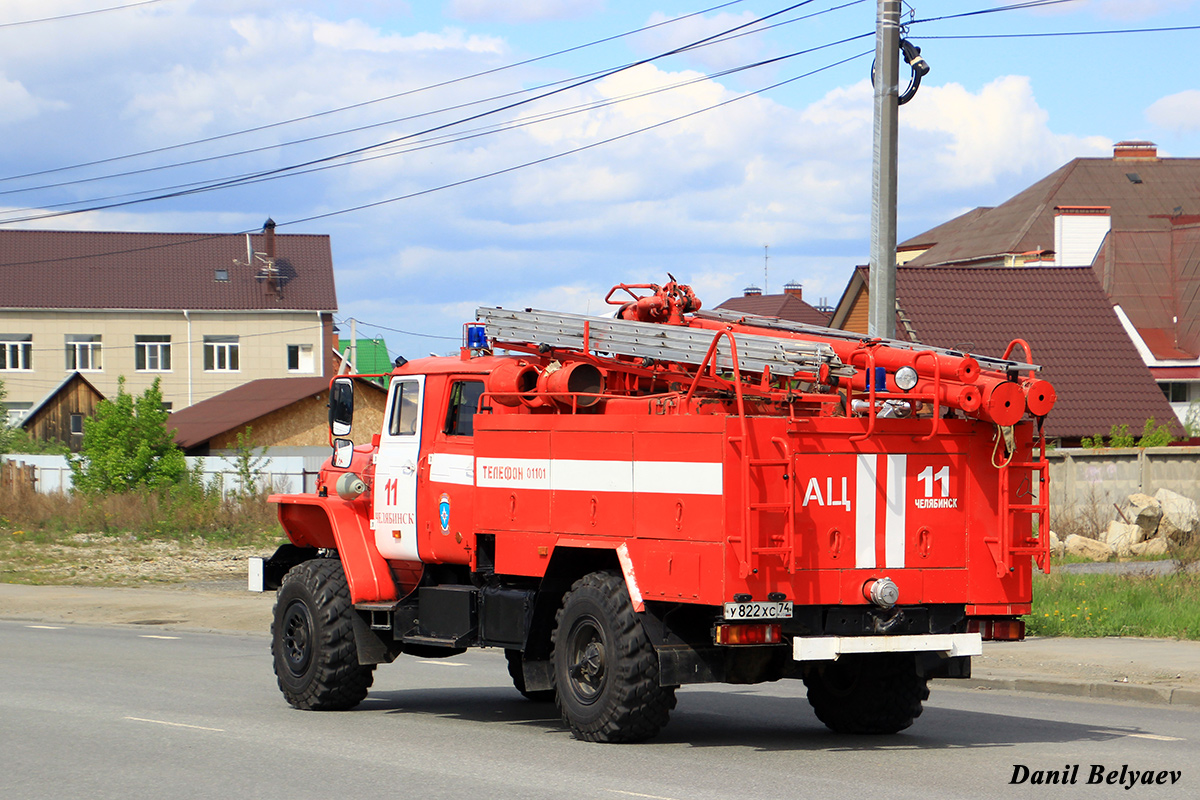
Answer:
[0, 379, 11, 454]
[70, 377, 187, 493]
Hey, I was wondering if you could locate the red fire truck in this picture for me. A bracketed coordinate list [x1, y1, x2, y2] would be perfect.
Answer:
[252, 278, 1053, 742]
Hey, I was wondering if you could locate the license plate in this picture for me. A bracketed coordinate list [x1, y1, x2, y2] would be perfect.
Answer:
[723, 601, 793, 620]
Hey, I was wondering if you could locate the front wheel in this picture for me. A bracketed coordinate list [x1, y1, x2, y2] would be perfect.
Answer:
[553, 572, 675, 742]
[271, 558, 375, 710]
[803, 652, 929, 734]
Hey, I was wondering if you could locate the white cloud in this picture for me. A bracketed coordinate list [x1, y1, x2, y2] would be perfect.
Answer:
[311, 19, 503, 54]
[1084, 0, 1198, 20]
[1146, 90, 1200, 132]
[900, 75, 1110, 189]
[0, 73, 64, 125]
[448, 0, 604, 23]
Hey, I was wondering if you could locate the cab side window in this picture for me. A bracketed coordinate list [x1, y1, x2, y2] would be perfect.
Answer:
[388, 380, 420, 436]
[444, 381, 485, 437]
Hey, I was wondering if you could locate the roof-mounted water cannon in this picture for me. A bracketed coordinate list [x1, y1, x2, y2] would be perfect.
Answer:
[606, 274, 701, 325]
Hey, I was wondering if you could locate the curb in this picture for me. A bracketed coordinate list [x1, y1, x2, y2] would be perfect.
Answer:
[946, 676, 1200, 708]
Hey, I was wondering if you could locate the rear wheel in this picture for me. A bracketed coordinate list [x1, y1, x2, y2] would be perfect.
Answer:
[272, 558, 374, 710]
[803, 652, 928, 734]
[505, 649, 555, 702]
[553, 571, 675, 742]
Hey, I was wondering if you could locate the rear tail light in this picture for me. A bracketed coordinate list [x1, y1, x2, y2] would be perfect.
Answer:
[714, 623, 782, 646]
[967, 618, 1025, 641]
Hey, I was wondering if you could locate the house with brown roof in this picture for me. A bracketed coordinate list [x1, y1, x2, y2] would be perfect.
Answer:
[0, 220, 337, 420]
[717, 281, 831, 327]
[896, 141, 1200, 425]
[16, 371, 105, 451]
[169, 376, 386, 456]
[830, 265, 1181, 446]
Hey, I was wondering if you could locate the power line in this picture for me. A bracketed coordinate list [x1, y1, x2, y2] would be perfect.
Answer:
[910, 0, 1082, 25]
[916, 24, 1200, 40]
[0, 0, 752, 185]
[0, 0, 166, 29]
[9, 33, 866, 216]
[0, 1, 868, 202]
[283, 49, 873, 228]
[0, 2, 830, 225]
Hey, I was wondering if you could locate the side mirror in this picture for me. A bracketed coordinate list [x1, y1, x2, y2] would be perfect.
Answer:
[329, 377, 354, 437]
[332, 437, 354, 469]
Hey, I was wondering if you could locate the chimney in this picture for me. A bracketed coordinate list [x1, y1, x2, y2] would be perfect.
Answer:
[743, 285, 762, 297]
[263, 217, 276, 260]
[783, 280, 802, 300]
[1053, 206, 1110, 267]
[1113, 141, 1157, 160]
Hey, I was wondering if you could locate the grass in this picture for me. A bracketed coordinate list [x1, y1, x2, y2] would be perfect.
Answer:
[0, 485, 285, 586]
[1029, 569, 1200, 640]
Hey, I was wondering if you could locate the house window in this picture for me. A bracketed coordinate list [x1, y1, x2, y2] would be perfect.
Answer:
[0, 335, 33, 371]
[204, 336, 240, 372]
[214, 269, 229, 281]
[5, 402, 31, 427]
[66, 334, 102, 371]
[444, 381, 485, 437]
[287, 344, 314, 373]
[1161, 382, 1190, 403]
[136, 335, 172, 371]
[70, 414, 84, 435]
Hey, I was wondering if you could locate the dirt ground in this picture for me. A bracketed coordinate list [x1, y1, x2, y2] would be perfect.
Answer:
[0, 532, 270, 587]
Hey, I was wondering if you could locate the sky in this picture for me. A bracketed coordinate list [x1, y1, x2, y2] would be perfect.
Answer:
[1, 0, 1198, 360]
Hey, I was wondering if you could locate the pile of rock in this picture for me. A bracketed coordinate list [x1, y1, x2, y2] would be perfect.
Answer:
[1055, 488, 1199, 562]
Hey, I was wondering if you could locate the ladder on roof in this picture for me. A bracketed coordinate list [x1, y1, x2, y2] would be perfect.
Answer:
[477, 307, 855, 380]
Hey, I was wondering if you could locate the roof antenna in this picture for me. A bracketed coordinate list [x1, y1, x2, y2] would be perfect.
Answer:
[763, 244, 769, 294]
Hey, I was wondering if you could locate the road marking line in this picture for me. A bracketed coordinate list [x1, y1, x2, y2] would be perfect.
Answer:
[418, 661, 468, 668]
[124, 717, 224, 732]
[1128, 733, 1184, 741]
[606, 791, 680, 800]
[139, 635, 180, 640]
[1098, 730, 1184, 742]
[26, 625, 65, 630]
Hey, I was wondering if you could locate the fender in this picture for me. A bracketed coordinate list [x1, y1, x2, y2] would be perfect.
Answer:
[274, 494, 398, 603]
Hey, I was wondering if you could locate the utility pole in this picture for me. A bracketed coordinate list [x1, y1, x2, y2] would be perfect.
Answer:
[868, 0, 900, 339]
[350, 318, 358, 373]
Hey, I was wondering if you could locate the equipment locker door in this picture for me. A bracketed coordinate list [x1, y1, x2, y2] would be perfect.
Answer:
[374, 375, 425, 561]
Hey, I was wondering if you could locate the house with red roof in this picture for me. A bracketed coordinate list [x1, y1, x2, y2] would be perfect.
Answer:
[716, 281, 831, 327]
[829, 265, 1180, 446]
[894, 141, 1199, 427]
[0, 220, 338, 423]
[168, 376, 386, 456]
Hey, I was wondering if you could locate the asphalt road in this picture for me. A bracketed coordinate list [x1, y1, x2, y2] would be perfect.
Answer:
[2, 621, 1196, 800]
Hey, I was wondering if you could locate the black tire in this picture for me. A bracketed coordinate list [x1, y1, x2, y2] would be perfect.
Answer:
[271, 558, 375, 711]
[802, 652, 929, 734]
[505, 649, 556, 703]
[553, 572, 676, 743]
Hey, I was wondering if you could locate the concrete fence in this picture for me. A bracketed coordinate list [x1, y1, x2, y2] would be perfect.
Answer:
[0, 454, 327, 496]
[1046, 446, 1200, 521]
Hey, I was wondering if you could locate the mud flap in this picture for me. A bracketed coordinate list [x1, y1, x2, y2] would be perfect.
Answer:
[351, 611, 398, 665]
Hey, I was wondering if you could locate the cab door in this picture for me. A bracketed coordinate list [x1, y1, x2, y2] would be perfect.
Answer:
[374, 375, 424, 561]
[421, 378, 484, 564]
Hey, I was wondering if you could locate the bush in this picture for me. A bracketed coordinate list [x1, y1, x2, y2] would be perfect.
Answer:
[69, 377, 187, 493]
[1081, 418, 1174, 449]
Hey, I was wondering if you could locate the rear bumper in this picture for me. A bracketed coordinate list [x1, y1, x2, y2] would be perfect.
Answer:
[793, 632, 983, 661]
